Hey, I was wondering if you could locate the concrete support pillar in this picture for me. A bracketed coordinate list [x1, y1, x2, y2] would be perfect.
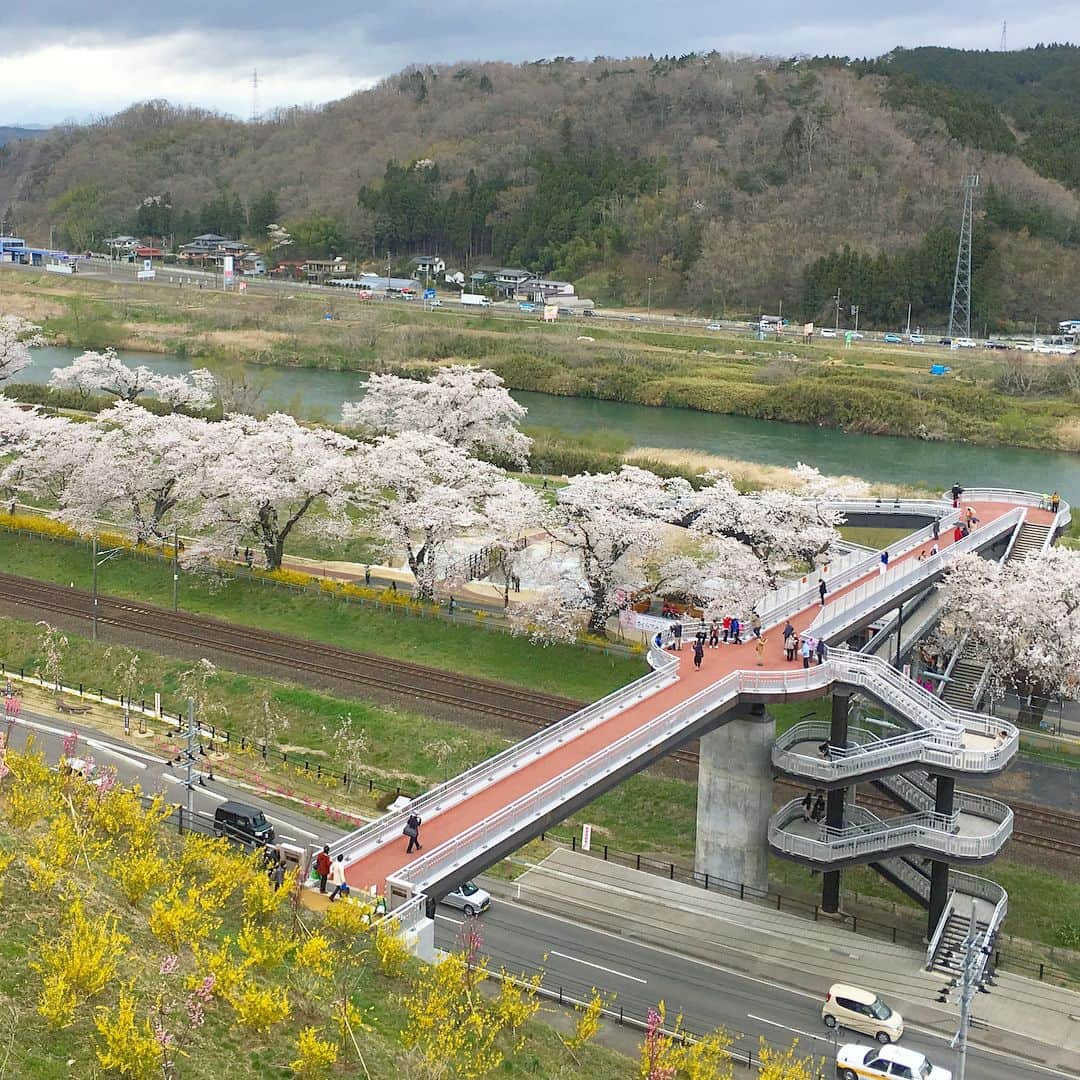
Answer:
[928, 774, 956, 936]
[822, 693, 851, 914]
[694, 706, 775, 896]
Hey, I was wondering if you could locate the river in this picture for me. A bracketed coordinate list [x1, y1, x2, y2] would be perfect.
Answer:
[18, 347, 1073, 503]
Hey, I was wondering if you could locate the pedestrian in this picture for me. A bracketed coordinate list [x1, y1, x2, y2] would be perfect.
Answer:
[695, 628, 707, 647]
[672, 621, 683, 651]
[271, 860, 285, 891]
[708, 619, 720, 648]
[783, 619, 794, 643]
[1051, 491, 1061, 513]
[802, 792, 813, 822]
[815, 637, 827, 665]
[693, 638, 705, 670]
[653, 631, 663, 650]
[750, 611, 762, 639]
[364, 565, 371, 586]
[722, 615, 731, 643]
[730, 616, 741, 644]
[785, 633, 797, 663]
[391, 580, 398, 593]
[448, 595, 456, 615]
[315, 845, 331, 894]
[801, 636, 812, 669]
[812, 794, 826, 822]
[932, 517, 940, 541]
[244, 547, 253, 568]
[328, 854, 349, 901]
[930, 543, 939, 556]
[818, 579, 827, 605]
[951, 482, 963, 508]
[404, 812, 422, 853]
[754, 635, 767, 665]
[879, 550, 889, 575]
[953, 524, 964, 543]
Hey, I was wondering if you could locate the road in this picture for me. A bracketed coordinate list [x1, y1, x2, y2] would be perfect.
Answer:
[6, 705, 1074, 1078]
[435, 900, 1078, 1080]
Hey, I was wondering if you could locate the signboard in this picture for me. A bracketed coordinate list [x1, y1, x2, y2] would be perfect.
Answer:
[143, 259, 153, 271]
[423, 288, 436, 300]
[45, 262, 73, 275]
[518, 302, 535, 313]
[137, 269, 156, 280]
[581, 824, 592, 852]
[223, 255, 235, 288]
[543, 304, 559, 322]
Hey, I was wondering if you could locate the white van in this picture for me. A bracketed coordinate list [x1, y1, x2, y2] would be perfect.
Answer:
[822, 983, 904, 1044]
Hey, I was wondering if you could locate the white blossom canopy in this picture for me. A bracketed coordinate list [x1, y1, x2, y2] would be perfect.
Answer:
[49, 348, 215, 411]
[0, 315, 44, 384]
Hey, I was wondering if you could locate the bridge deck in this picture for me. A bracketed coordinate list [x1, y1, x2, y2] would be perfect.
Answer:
[343, 500, 1050, 896]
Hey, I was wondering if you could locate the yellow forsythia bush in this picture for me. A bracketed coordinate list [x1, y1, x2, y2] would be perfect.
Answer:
[290, 1025, 339, 1078]
[94, 988, 161, 1080]
[228, 984, 291, 1033]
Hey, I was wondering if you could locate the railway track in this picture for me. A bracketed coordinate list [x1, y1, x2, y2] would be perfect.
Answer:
[1, 571, 1076, 850]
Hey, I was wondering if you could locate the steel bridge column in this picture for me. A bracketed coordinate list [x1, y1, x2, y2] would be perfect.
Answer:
[694, 705, 775, 896]
[928, 775, 956, 936]
[821, 692, 850, 914]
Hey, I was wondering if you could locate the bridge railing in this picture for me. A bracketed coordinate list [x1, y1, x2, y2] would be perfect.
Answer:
[330, 645, 679, 865]
[769, 797, 1012, 863]
[809, 508, 1023, 640]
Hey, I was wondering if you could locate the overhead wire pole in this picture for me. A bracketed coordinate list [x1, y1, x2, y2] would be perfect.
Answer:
[91, 535, 124, 642]
[937, 898, 993, 1080]
[948, 174, 979, 340]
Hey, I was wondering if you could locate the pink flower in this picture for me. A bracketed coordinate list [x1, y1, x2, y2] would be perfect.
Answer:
[159, 954, 180, 975]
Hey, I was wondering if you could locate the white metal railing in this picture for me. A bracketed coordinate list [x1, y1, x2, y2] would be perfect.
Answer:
[874, 770, 936, 813]
[926, 871, 1008, 973]
[329, 644, 679, 864]
[769, 795, 1012, 863]
[926, 888, 957, 964]
[809, 508, 1023, 639]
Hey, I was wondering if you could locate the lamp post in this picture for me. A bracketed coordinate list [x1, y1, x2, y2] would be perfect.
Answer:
[91, 536, 123, 642]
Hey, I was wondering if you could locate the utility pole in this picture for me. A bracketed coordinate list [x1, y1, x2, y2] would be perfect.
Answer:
[91, 536, 123, 642]
[172, 524, 180, 612]
[834, 289, 841, 333]
[937, 899, 993, 1080]
[386, 251, 392, 299]
[949, 174, 979, 340]
[853, 305, 860, 335]
[906, 302, 912, 336]
[646, 277, 653, 318]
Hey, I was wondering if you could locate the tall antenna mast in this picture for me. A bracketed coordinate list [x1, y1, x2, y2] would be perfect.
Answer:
[949, 174, 979, 340]
[999, 20, 1007, 51]
[250, 69, 260, 124]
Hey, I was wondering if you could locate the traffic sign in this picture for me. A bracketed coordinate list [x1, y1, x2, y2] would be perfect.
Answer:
[423, 288, 436, 300]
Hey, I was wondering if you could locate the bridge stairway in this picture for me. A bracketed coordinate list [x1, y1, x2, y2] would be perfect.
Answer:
[929, 907, 990, 976]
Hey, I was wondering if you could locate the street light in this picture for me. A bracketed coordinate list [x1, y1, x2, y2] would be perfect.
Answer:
[91, 536, 124, 642]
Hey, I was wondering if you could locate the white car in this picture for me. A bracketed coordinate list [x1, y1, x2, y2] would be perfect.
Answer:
[441, 880, 491, 916]
[954, 337, 978, 348]
[836, 1042, 951, 1080]
[706, 323, 723, 330]
[908, 334, 925, 344]
[820, 328, 837, 338]
[822, 983, 903, 1043]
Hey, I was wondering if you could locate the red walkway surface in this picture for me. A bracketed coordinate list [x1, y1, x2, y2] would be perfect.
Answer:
[345, 500, 1050, 895]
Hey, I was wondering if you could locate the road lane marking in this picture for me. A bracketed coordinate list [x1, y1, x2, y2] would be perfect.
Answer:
[549, 950, 647, 984]
[85, 741, 151, 770]
[747, 1014, 832, 1045]
[264, 816, 318, 840]
[435, 914, 463, 925]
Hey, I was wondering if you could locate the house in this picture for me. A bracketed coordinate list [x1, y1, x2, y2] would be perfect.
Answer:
[178, 233, 229, 257]
[526, 278, 575, 303]
[302, 256, 351, 284]
[493, 267, 534, 298]
[411, 255, 446, 278]
[104, 235, 138, 254]
[0, 235, 27, 261]
[242, 253, 267, 275]
[134, 246, 163, 259]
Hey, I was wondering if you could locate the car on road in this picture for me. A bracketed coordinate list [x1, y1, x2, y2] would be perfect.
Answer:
[823, 984, 903, 1043]
[627, 314, 642, 321]
[820, 328, 837, 338]
[706, 322, 723, 330]
[836, 1042, 950, 1079]
[214, 800, 275, 847]
[908, 334, 925, 345]
[441, 880, 491, 916]
[883, 333, 903, 344]
[582, 308, 596, 317]
[849, 331, 864, 339]
[954, 337, 978, 348]
[938, 337, 952, 346]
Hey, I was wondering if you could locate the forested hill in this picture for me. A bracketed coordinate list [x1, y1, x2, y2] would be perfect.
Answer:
[1, 49, 1078, 328]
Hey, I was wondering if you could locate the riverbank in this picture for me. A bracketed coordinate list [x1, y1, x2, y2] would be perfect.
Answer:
[5, 269, 1080, 454]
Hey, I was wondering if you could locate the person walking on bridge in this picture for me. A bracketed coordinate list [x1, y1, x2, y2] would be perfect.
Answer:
[693, 638, 705, 670]
[754, 635, 767, 666]
[801, 636, 812, 669]
[730, 616, 741, 644]
[879, 550, 889, 575]
[404, 812, 422, 854]
[818, 578, 827, 605]
[328, 854, 350, 901]
[750, 611, 762, 639]
[932, 518, 940, 541]
[315, 845, 331, 894]
[951, 482, 963, 508]
[672, 621, 683, 650]
[1052, 491, 1061, 513]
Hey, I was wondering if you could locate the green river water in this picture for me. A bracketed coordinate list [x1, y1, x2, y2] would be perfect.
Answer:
[19, 348, 1070, 503]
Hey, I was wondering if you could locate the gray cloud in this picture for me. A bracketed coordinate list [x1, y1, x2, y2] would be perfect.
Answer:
[2, 0, 1076, 123]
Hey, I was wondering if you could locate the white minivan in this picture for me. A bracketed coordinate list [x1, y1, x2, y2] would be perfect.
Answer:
[822, 983, 904, 1044]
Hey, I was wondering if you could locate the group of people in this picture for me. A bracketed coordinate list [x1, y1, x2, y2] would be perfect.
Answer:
[782, 620, 827, 667]
[801, 790, 827, 823]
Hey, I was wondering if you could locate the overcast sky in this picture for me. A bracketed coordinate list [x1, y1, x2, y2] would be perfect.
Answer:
[2, 1, 1077, 125]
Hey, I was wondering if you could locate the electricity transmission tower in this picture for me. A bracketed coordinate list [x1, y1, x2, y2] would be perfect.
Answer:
[948, 174, 979, 340]
[999, 20, 1007, 51]
[250, 69, 260, 124]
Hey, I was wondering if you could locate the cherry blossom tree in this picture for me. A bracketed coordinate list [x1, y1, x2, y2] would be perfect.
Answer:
[0, 315, 44, 384]
[61, 403, 212, 542]
[185, 412, 357, 570]
[48, 349, 215, 411]
[361, 431, 512, 601]
[0, 405, 96, 505]
[342, 365, 531, 466]
[937, 548, 1080, 726]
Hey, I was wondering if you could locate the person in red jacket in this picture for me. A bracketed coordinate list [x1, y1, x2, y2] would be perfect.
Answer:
[315, 845, 331, 894]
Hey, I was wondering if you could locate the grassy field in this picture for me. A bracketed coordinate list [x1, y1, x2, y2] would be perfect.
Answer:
[0, 528, 640, 701]
[4, 270, 1079, 451]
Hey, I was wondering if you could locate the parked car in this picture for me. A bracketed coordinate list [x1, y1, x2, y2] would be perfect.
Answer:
[441, 880, 491, 916]
[954, 337, 978, 348]
[822, 984, 903, 1043]
[883, 333, 902, 344]
[213, 800, 275, 847]
[908, 333, 925, 345]
[582, 308, 596, 317]
[820, 328, 837, 338]
[938, 337, 952, 346]
[836, 1042, 950, 1080]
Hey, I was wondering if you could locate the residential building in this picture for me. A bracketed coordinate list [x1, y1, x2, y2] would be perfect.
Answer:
[525, 278, 575, 303]
[242, 253, 267, 275]
[493, 267, 534, 298]
[411, 255, 446, 278]
[302, 256, 351, 284]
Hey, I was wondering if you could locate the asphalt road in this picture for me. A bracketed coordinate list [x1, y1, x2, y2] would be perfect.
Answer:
[435, 899, 1079, 1080]
[7, 705, 1075, 1078]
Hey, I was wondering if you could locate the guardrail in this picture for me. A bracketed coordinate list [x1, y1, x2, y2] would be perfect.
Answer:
[330, 642, 679, 865]
[769, 796, 1012, 863]
[926, 871, 1008, 979]
[809, 508, 1023, 640]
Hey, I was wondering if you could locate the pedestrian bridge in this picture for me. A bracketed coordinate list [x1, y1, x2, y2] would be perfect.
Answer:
[330, 489, 1066, 956]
